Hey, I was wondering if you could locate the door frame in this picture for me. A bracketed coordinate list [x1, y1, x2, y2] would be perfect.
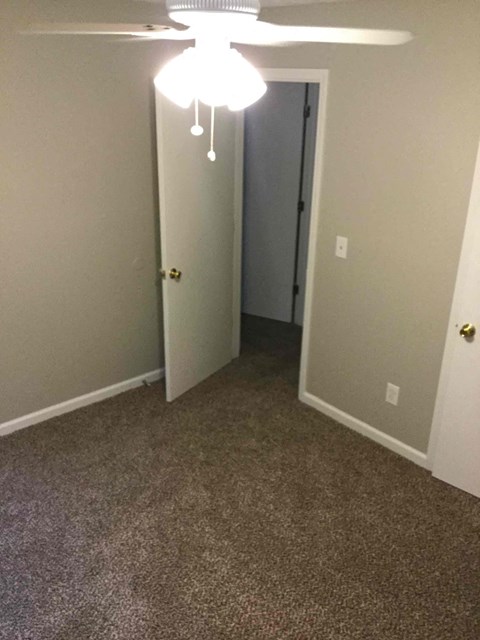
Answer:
[232, 111, 245, 358]
[232, 67, 330, 397]
[427, 137, 480, 470]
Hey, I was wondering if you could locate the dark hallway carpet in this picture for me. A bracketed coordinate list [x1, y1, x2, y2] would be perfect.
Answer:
[1, 315, 479, 639]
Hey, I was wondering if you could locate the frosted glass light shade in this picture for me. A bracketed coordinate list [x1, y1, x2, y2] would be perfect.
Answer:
[154, 49, 197, 109]
[154, 46, 266, 110]
[225, 51, 266, 111]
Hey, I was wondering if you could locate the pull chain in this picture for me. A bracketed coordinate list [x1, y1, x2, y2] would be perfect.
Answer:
[190, 97, 203, 136]
[207, 106, 216, 162]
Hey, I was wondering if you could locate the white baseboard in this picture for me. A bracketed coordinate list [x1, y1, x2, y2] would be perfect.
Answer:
[300, 391, 428, 469]
[0, 368, 165, 438]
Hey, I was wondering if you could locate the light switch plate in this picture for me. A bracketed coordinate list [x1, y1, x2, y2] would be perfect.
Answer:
[335, 236, 348, 259]
[386, 383, 400, 406]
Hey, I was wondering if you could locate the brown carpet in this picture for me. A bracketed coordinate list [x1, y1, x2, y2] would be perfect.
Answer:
[1, 315, 479, 639]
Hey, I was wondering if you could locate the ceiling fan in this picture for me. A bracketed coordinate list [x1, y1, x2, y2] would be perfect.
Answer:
[26, 0, 413, 160]
[27, 0, 413, 47]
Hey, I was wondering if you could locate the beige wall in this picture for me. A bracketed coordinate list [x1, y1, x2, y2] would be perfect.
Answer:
[251, 0, 480, 452]
[2, 1, 479, 455]
[0, 1, 178, 423]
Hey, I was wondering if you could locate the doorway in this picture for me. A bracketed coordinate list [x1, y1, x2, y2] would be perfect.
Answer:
[238, 77, 321, 388]
[242, 81, 319, 326]
[157, 68, 329, 402]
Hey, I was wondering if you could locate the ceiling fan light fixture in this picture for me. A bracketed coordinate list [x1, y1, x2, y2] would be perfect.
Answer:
[225, 50, 266, 110]
[154, 44, 266, 110]
[154, 48, 196, 108]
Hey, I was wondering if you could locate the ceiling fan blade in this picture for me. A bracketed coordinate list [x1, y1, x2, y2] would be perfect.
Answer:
[108, 31, 196, 42]
[231, 22, 413, 46]
[23, 22, 189, 37]
[118, 28, 196, 40]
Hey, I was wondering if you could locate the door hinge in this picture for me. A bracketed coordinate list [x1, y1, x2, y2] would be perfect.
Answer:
[304, 104, 311, 119]
[297, 200, 305, 214]
[293, 284, 299, 296]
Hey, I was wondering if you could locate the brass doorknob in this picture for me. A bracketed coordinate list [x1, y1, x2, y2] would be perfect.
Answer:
[169, 268, 182, 281]
[459, 323, 476, 339]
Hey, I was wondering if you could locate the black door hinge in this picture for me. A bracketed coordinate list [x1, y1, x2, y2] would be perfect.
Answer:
[297, 200, 305, 214]
[304, 104, 311, 119]
[293, 284, 299, 296]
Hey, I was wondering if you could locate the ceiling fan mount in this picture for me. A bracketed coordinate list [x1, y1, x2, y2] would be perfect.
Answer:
[165, 0, 263, 33]
[166, 0, 261, 18]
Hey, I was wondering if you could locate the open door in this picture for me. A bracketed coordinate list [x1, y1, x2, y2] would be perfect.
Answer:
[430, 141, 480, 498]
[156, 94, 238, 401]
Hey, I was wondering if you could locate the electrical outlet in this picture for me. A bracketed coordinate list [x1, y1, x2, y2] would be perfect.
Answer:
[386, 383, 400, 406]
[335, 236, 348, 259]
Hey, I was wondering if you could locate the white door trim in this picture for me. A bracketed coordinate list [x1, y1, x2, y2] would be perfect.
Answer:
[427, 137, 480, 471]
[232, 112, 245, 359]
[0, 368, 165, 437]
[292, 70, 330, 398]
[302, 392, 429, 468]
[232, 67, 330, 382]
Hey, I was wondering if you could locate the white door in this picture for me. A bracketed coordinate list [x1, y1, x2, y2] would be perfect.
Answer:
[156, 94, 237, 401]
[431, 141, 480, 497]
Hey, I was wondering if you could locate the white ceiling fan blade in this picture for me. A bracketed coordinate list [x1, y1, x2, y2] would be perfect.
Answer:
[231, 22, 413, 46]
[109, 31, 197, 43]
[116, 28, 196, 41]
[23, 22, 189, 37]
